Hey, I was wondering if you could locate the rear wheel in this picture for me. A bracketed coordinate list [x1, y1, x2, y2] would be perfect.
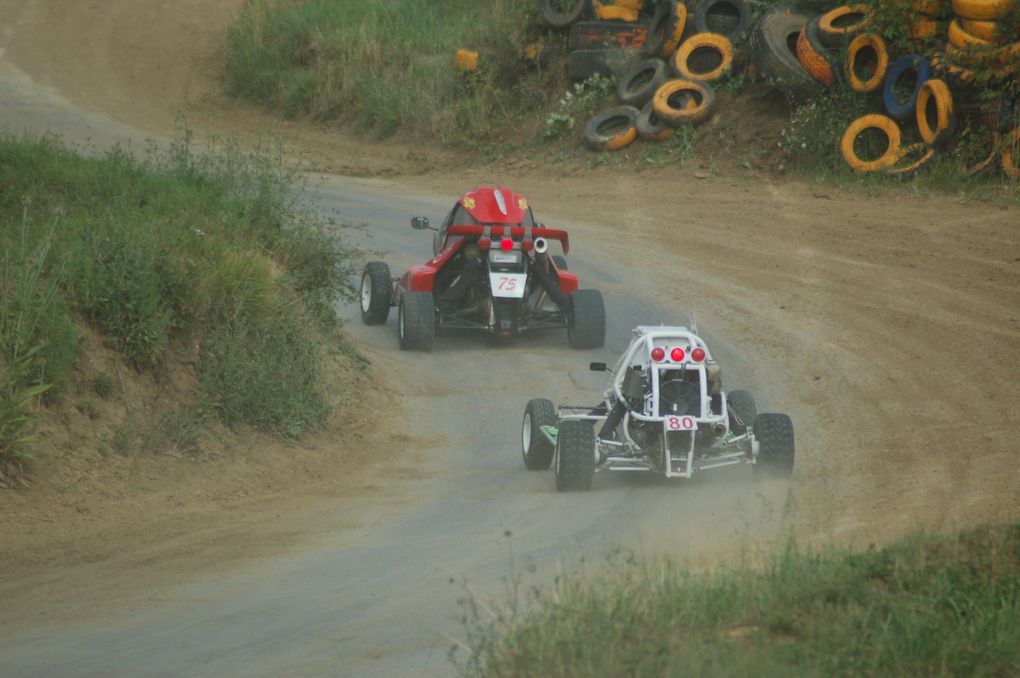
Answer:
[728, 389, 756, 432]
[568, 289, 606, 349]
[523, 399, 557, 470]
[753, 413, 795, 479]
[360, 261, 392, 325]
[398, 292, 435, 352]
[555, 420, 596, 491]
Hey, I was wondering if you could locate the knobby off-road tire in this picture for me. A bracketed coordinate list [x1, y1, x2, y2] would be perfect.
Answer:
[568, 289, 606, 349]
[753, 413, 795, 480]
[727, 389, 756, 430]
[398, 291, 435, 352]
[523, 399, 557, 470]
[555, 420, 596, 491]
[360, 261, 392, 325]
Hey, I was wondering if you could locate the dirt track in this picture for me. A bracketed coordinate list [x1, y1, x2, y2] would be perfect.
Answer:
[1, 1, 1019, 675]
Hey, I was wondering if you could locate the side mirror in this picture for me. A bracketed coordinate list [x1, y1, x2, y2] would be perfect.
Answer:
[411, 216, 431, 230]
[589, 362, 607, 372]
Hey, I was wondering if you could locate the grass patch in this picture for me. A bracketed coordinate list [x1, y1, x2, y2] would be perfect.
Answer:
[458, 524, 1020, 676]
[224, 0, 553, 142]
[0, 133, 361, 459]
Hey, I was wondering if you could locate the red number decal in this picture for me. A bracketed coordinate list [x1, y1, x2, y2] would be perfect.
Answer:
[666, 416, 695, 431]
[499, 277, 516, 291]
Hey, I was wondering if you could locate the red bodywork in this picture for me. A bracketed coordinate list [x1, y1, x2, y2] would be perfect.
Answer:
[397, 187, 579, 296]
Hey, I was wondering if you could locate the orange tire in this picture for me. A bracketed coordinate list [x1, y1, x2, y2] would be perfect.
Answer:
[840, 114, 902, 172]
[652, 79, 716, 126]
[847, 33, 889, 92]
[796, 27, 835, 85]
[818, 5, 873, 47]
[1003, 127, 1020, 179]
[660, 2, 688, 57]
[671, 33, 734, 81]
[959, 18, 1002, 41]
[916, 78, 956, 145]
[951, 0, 1014, 20]
[948, 18, 992, 48]
[886, 143, 935, 175]
[593, 1, 640, 21]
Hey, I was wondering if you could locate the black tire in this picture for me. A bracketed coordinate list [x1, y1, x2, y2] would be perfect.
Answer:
[360, 261, 392, 325]
[523, 399, 557, 470]
[583, 106, 639, 151]
[747, 7, 813, 88]
[567, 48, 638, 81]
[568, 289, 606, 349]
[398, 291, 435, 352]
[555, 420, 596, 491]
[636, 98, 675, 140]
[753, 413, 795, 480]
[693, 0, 752, 42]
[805, 15, 839, 69]
[540, 0, 591, 28]
[727, 389, 756, 432]
[616, 58, 669, 106]
[552, 255, 568, 270]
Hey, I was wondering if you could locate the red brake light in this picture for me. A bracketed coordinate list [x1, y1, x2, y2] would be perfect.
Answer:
[651, 347, 665, 362]
[670, 347, 685, 362]
[478, 236, 491, 250]
[500, 238, 513, 252]
[691, 347, 706, 362]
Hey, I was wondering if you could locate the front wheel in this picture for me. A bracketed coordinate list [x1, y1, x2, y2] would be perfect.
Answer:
[555, 420, 596, 491]
[567, 289, 606, 349]
[398, 291, 435, 352]
[753, 413, 795, 480]
[522, 399, 557, 470]
[360, 261, 392, 325]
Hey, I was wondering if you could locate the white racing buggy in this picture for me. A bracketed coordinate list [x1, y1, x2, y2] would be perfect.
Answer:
[521, 325, 795, 491]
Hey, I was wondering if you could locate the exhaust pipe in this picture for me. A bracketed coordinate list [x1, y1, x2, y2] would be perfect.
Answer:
[531, 244, 571, 311]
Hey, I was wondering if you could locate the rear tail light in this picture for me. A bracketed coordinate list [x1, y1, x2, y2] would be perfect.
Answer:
[651, 347, 665, 362]
[691, 347, 706, 362]
[500, 238, 513, 251]
[670, 347, 685, 362]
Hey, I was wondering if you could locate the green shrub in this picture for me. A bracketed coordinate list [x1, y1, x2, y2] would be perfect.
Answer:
[224, 0, 549, 142]
[460, 525, 1020, 677]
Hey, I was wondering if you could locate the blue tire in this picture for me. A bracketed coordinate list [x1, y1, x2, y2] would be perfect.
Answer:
[883, 55, 931, 121]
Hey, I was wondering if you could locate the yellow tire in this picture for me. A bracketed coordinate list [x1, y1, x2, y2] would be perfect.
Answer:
[959, 18, 1002, 41]
[671, 33, 734, 81]
[818, 5, 873, 47]
[847, 33, 889, 93]
[1003, 127, 1020, 179]
[796, 27, 835, 85]
[660, 2, 688, 57]
[840, 114, 902, 172]
[948, 18, 992, 48]
[652, 79, 716, 126]
[593, 1, 640, 21]
[908, 17, 938, 39]
[886, 143, 935, 175]
[951, 0, 1014, 19]
[916, 78, 956, 145]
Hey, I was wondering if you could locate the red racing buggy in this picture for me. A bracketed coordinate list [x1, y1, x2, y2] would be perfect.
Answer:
[359, 186, 605, 351]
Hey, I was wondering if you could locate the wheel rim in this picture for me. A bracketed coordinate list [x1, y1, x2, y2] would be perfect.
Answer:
[522, 413, 532, 457]
[361, 274, 372, 313]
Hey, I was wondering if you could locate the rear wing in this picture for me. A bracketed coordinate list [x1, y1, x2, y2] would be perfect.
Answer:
[445, 225, 570, 254]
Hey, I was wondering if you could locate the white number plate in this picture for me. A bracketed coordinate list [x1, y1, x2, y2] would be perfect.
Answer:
[664, 416, 696, 431]
[490, 273, 527, 298]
